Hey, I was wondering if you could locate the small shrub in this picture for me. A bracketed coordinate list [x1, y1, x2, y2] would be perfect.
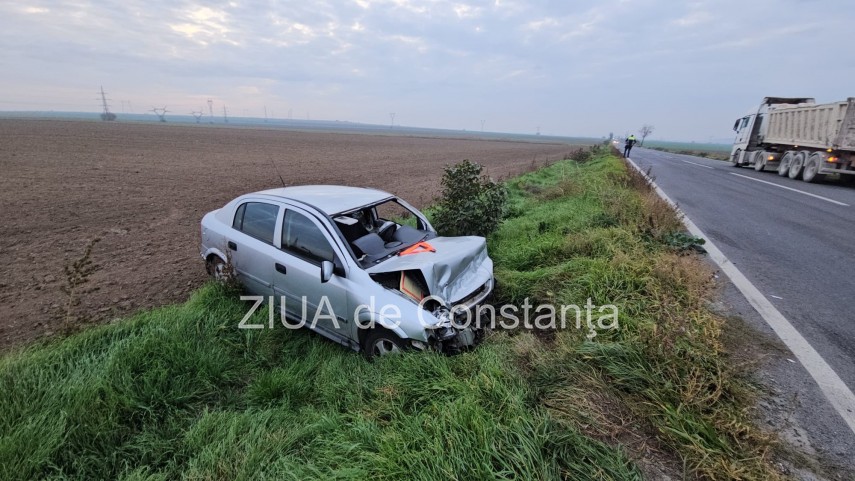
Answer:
[662, 232, 707, 253]
[571, 148, 593, 163]
[538, 179, 581, 201]
[216, 249, 243, 293]
[433, 159, 508, 237]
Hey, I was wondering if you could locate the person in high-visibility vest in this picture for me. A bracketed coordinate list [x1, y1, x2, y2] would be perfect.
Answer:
[624, 135, 637, 157]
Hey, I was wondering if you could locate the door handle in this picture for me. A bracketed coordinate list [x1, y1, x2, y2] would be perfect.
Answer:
[275, 263, 287, 274]
[228, 241, 237, 251]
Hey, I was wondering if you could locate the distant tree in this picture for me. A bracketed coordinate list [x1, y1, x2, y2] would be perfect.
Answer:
[639, 124, 654, 146]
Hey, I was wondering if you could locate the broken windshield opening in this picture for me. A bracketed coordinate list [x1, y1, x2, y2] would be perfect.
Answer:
[332, 198, 436, 267]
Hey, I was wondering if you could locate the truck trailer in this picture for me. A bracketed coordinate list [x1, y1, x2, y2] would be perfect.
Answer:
[730, 97, 855, 182]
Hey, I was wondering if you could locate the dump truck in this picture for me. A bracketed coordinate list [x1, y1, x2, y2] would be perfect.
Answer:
[730, 97, 855, 182]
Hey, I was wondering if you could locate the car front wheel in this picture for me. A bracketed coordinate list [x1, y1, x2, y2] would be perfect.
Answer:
[363, 329, 408, 360]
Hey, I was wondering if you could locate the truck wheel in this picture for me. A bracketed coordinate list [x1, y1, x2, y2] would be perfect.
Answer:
[731, 149, 742, 167]
[778, 152, 794, 177]
[752, 151, 766, 171]
[802, 153, 825, 183]
[788, 152, 807, 180]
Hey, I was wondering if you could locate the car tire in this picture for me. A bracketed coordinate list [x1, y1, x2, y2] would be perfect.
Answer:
[363, 329, 408, 360]
[206, 255, 227, 280]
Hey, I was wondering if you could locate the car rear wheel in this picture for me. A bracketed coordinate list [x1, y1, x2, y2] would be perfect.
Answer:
[206, 255, 227, 280]
[363, 329, 407, 360]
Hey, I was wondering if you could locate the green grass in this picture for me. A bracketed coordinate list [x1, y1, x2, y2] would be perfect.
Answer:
[0, 150, 780, 480]
[490, 152, 779, 479]
[0, 294, 639, 480]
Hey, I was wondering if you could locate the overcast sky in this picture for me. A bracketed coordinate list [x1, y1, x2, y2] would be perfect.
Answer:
[1, 0, 853, 141]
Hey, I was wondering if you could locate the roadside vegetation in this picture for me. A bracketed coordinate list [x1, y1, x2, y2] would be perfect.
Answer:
[433, 158, 508, 238]
[0, 148, 781, 480]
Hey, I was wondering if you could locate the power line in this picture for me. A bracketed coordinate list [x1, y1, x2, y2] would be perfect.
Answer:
[150, 106, 169, 122]
[97, 86, 116, 121]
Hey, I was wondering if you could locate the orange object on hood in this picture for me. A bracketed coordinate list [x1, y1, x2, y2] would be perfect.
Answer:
[399, 241, 436, 256]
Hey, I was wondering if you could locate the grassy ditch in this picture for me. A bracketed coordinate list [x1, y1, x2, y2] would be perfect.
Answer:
[493, 151, 779, 479]
[0, 150, 780, 480]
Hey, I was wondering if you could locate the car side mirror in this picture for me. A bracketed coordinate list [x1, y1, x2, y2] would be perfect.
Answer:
[321, 260, 334, 283]
[333, 257, 346, 278]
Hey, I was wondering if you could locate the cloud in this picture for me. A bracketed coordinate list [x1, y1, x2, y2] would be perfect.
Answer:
[672, 10, 712, 27]
[0, 0, 853, 139]
[169, 6, 236, 46]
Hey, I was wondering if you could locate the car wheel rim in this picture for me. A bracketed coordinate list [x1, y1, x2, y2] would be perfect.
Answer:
[208, 260, 225, 280]
[373, 339, 400, 356]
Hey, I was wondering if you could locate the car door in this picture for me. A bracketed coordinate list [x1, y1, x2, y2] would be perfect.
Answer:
[227, 200, 282, 297]
[274, 206, 351, 345]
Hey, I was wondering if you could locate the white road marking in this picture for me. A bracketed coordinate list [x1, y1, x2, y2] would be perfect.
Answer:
[730, 173, 850, 207]
[771, 295, 783, 300]
[639, 153, 714, 169]
[627, 157, 855, 437]
[679, 159, 714, 169]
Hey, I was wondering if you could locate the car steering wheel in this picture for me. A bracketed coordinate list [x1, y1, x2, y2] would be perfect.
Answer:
[377, 221, 397, 241]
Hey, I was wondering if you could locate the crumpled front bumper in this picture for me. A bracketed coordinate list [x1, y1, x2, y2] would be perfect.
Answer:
[423, 277, 494, 354]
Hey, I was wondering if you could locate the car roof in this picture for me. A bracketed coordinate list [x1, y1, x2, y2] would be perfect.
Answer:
[254, 185, 394, 215]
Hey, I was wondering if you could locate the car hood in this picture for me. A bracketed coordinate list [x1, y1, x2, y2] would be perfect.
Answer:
[366, 236, 493, 304]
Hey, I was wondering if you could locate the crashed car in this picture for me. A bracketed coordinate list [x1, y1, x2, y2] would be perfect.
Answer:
[200, 185, 494, 358]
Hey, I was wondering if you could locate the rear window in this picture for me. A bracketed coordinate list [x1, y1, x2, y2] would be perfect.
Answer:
[233, 202, 279, 244]
[232, 203, 246, 229]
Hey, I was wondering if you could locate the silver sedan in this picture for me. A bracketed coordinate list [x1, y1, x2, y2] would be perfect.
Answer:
[200, 185, 494, 358]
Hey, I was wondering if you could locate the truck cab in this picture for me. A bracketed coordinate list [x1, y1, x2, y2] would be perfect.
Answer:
[732, 113, 757, 150]
[730, 97, 814, 166]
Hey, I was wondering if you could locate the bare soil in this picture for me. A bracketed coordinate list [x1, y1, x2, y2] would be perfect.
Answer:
[0, 119, 582, 350]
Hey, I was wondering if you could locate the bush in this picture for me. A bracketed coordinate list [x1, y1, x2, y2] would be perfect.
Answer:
[433, 159, 508, 237]
[571, 148, 593, 163]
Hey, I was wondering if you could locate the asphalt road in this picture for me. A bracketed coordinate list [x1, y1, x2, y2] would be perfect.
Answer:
[628, 147, 855, 468]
